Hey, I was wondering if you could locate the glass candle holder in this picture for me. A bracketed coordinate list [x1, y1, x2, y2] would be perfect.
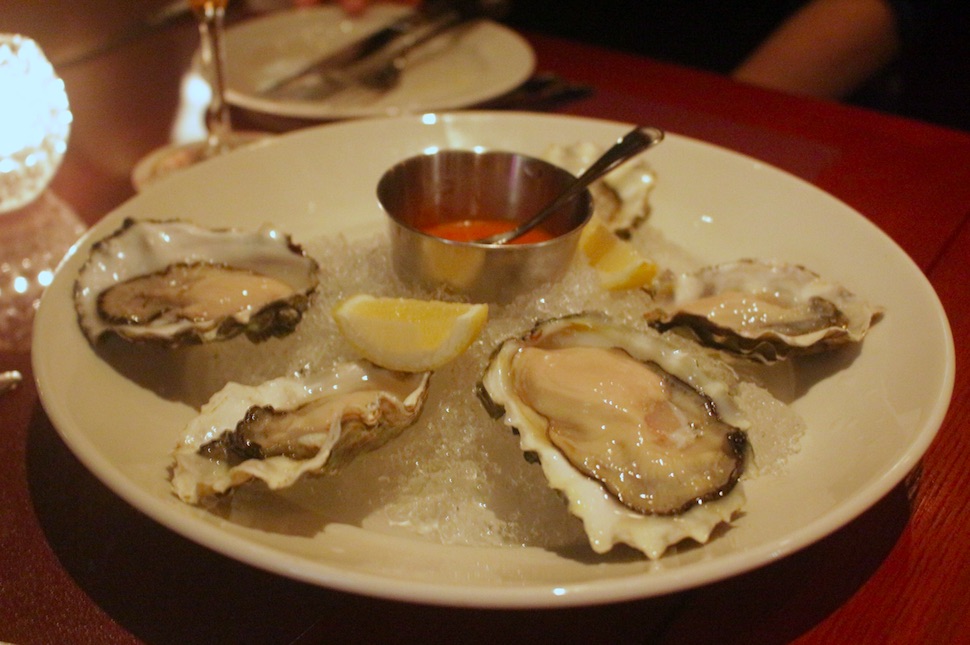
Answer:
[0, 34, 80, 352]
[0, 33, 72, 213]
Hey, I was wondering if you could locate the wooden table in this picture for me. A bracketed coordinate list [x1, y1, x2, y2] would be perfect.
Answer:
[2, 3, 969, 643]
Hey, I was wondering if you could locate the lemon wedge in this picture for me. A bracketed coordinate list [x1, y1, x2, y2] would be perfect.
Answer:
[580, 216, 657, 290]
[332, 295, 488, 372]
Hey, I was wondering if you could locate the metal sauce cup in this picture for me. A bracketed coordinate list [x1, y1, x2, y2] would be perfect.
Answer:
[377, 150, 592, 303]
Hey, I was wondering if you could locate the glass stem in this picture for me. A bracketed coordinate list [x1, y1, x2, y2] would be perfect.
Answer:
[196, 2, 232, 156]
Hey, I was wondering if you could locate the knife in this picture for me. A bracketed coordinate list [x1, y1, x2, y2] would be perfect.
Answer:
[268, 9, 470, 100]
[258, 0, 509, 96]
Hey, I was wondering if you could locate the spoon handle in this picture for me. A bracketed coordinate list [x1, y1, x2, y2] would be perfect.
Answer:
[481, 125, 664, 245]
[578, 125, 664, 186]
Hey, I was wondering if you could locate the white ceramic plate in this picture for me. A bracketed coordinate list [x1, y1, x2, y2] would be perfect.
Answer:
[224, 5, 535, 120]
[33, 112, 954, 608]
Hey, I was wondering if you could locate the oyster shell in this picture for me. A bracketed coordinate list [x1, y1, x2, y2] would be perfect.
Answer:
[543, 141, 655, 238]
[478, 314, 750, 559]
[648, 259, 883, 363]
[74, 219, 319, 346]
[171, 361, 431, 504]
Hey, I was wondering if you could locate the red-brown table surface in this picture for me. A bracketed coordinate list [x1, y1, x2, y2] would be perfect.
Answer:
[2, 3, 969, 643]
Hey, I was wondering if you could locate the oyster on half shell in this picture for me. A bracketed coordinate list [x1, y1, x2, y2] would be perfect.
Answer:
[543, 141, 656, 237]
[171, 361, 431, 504]
[74, 219, 320, 346]
[648, 259, 883, 363]
[478, 314, 750, 559]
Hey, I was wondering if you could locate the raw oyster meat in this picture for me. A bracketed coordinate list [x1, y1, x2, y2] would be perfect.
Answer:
[543, 140, 656, 237]
[171, 361, 431, 504]
[648, 259, 883, 363]
[74, 219, 319, 346]
[478, 314, 750, 559]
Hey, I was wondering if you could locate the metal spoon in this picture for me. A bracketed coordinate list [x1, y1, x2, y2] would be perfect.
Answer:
[476, 125, 664, 245]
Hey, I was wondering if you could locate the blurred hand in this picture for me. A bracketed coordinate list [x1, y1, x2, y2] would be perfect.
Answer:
[293, 0, 421, 14]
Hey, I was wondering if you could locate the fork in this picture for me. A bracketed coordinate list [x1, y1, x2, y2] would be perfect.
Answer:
[269, 0, 507, 101]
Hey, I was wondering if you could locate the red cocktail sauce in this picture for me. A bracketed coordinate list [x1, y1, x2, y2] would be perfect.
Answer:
[422, 219, 554, 244]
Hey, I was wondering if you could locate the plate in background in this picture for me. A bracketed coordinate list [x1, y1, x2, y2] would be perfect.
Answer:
[224, 5, 535, 120]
